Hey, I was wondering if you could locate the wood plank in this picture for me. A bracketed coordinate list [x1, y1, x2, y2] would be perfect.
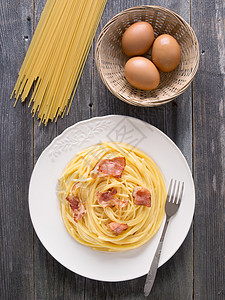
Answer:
[32, 1, 65, 298]
[0, 0, 34, 299]
[192, 0, 225, 299]
[32, 0, 92, 299]
[57, 51, 95, 300]
[86, 0, 193, 299]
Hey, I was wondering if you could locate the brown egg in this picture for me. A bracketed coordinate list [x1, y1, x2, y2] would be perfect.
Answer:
[151, 34, 181, 72]
[124, 57, 160, 90]
[122, 21, 154, 57]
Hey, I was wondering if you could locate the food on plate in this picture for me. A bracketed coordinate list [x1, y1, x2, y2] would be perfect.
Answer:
[91, 156, 126, 178]
[151, 34, 181, 72]
[97, 188, 129, 209]
[124, 57, 160, 90]
[133, 186, 151, 207]
[58, 142, 166, 251]
[66, 195, 86, 222]
[107, 222, 129, 236]
[122, 21, 154, 57]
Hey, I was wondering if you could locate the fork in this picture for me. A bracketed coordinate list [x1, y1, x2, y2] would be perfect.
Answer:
[144, 179, 184, 297]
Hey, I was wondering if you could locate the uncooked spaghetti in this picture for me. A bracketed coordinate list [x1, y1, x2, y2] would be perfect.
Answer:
[11, 0, 107, 125]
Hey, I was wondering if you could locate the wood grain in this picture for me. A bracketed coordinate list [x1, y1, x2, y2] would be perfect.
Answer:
[1, 0, 224, 299]
[0, 0, 34, 299]
[192, 0, 225, 299]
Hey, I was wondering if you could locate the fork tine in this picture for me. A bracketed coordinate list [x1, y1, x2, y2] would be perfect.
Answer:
[177, 182, 184, 206]
[170, 180, 177, 202]
[174, 181, 181, 204]
[167, 179, 173, 200]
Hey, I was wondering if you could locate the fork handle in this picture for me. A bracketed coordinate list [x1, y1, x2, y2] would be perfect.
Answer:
[144, 217, 170, 297]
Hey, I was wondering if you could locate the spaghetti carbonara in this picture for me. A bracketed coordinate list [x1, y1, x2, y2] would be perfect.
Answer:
[58, 142, 166, 251]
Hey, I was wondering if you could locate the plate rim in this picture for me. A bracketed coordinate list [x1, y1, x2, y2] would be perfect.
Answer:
[29, 114, 195, 281]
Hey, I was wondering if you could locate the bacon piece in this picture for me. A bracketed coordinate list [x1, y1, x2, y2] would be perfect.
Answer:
[66, 196, 86, 222]
[66, 196, 79, 210]
[97, 189, 128, 209]
[97, 188, 117, 207]
[91, 157, 126, 178]
[133, 186, 151, 207]
[107, 222, 129, 236]
[113, 198, 129, 209]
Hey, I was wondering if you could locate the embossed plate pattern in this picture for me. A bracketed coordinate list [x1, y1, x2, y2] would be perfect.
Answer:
[29, 115, 195, 282]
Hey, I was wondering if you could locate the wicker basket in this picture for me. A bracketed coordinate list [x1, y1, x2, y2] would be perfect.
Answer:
[95, 6, 199, 106]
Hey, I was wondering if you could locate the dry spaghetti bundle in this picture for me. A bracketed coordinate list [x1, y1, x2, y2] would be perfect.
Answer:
[11, 0, 107, 125]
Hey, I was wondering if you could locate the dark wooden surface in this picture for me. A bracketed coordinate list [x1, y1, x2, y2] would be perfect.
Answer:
[0, 0, 224, 299]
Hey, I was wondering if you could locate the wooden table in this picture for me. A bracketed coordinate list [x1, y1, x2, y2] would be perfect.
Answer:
[0, 0, 224, 299]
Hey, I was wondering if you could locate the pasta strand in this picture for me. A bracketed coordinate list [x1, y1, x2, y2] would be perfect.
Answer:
[11, 0, 107, 125]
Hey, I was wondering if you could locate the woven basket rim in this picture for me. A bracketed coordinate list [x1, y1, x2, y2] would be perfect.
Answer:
[95, 5, 200, 107]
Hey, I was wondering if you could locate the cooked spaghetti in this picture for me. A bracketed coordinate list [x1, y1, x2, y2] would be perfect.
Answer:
[58, 142, 167, 251]
[11, 0, 107, 125]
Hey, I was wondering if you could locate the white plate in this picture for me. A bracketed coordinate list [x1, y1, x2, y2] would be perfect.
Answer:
[29, 115, 195, 282]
